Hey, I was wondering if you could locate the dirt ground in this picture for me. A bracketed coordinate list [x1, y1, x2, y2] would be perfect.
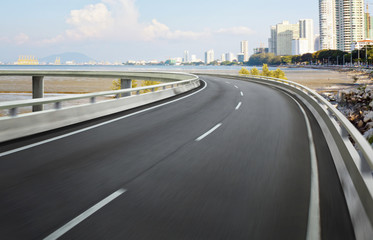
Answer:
[0, 69, 369, 95]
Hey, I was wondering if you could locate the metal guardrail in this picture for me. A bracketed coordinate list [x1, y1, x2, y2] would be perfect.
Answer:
[0, 71, 199, 117]
[249, 75, 373, 170]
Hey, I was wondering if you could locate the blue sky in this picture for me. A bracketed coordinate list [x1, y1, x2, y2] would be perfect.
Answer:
[0, 0, 319, 62]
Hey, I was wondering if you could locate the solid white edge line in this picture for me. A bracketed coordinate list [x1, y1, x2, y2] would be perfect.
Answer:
[195, 123, 222, 142]
[0, 80, 208, 158]
[235, 102, 242, 110]
[43, 189, 126, 240]
[282, 91, 321, 240]
[240, 91, 243, 96]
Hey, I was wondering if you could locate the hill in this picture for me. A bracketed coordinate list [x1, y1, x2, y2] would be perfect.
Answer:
[40, 52, 96, 64]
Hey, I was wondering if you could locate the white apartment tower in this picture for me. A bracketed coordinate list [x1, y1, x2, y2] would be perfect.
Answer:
[335, 0, 365, 52]
[299, 19, 315, 52]
[205, 49, 214, 64]
[276, 21, 300, 56]
[240, 40, 249, 62]
[319, 0, 336, 49]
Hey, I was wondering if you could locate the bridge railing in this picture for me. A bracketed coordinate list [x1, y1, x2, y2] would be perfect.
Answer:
[0, 71, 200, 142]
[0, 76, 199, 117]
[238, 74, 373, 238]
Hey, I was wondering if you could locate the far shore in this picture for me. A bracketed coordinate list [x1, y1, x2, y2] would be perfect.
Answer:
[0, 68, 371, 100]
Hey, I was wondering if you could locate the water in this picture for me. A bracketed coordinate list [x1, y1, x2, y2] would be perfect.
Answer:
[0, 64, 318, 72]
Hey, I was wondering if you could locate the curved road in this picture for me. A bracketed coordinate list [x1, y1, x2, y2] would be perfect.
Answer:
[0, 76, 355, 239]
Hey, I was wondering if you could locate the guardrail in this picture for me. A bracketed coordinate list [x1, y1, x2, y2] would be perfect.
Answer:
[0, 71, 200, 142]
[205, 73, 373, 239]
[0, 76, 198, 117]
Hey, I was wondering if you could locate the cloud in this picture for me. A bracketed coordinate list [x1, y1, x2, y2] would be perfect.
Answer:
[66, 3, 114, 40]
[14, 33, 29, 45]
[39, 0, 208, 43]
[25, 0, 251, 45]
[216, 26, 255, 35]
[143, 19, 209, 40]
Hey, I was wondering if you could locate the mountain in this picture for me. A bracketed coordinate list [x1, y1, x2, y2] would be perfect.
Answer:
[40, 52, 96, 64]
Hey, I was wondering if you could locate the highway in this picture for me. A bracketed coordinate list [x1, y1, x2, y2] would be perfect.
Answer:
[0, 75, 355, 239]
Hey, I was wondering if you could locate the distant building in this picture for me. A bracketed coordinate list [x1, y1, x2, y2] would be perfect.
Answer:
[225, 52, 235, 62]
[191, 54, 198, 62]
[221, 54, 226, 62]
[268, 26, 277, 54]
[183, 50, 190, 63]
[205, 49, 214, 64]
[253, 47, 269, 54]
[292, 38, 309, 55]
[351, 39, 373, 51]
[299, 19, 315, 53]
[365, 4, 373, 39]
[314, 34, 321, 51]
[240, 40, 249, 62]
[276, 21, 300, 56]
[336, 0, 365, 52]
[237, 53, 245, 63]
[319, 0, 337, 50]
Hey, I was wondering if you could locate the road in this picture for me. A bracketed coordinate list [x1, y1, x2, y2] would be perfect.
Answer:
[0, 75, 355, 239]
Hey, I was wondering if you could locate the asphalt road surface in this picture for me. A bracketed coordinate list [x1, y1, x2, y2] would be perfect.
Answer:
[0, 76, 355, 239]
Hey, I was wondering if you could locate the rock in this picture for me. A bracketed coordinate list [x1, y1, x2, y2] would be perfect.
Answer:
[366, 122, 373, 129]
[357, 120, 364, 128]
[370, 101, 373, 108]
[364, 111, 373, 123]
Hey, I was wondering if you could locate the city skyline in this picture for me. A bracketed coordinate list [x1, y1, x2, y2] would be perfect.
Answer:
[0, 0, 319, 62]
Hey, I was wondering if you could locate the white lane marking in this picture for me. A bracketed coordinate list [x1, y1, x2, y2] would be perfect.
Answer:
[43, 189, 126, 240]
[235, 102, 242, 110]
[240, 91, 243, 96]
[225, 81, 231, 84]
[195, 123, 222, 142]
[282, 91, 320, 240]
[0, 81, 208, 158]
[234, 85, 238, 89]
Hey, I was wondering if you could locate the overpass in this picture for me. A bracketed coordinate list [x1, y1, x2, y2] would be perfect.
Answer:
[0, 71, 372, 239]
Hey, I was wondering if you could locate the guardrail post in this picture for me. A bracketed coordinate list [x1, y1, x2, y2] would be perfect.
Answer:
[32, 76, 44, 112]
[121, 78, 132, 97]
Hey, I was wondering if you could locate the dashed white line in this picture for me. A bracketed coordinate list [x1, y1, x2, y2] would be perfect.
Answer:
[225, 81, 231, 84]
[282, 91, 320, 240]
[240, 91, 244, 96]
[234, 85, 238, 89]
[43, 189, 126, 240]
[195, 123, 222, 142]
[235, 102, 242, 110]
[0, 81, 208, 158]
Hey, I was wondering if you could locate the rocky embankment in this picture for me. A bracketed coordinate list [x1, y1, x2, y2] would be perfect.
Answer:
[322, 86, 373, 148]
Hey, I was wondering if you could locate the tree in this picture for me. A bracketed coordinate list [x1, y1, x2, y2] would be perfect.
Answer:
[273, 68, 287, 79]
[250, 67, 260, 75]
[261, 64, 273, 77]
[239, 67, 250, 75]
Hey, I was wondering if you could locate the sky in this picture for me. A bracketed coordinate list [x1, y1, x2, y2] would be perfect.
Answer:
[0, 0, 319, 62]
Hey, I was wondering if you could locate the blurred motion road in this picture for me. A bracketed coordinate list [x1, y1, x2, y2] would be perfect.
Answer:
[0, 76, 355, 239]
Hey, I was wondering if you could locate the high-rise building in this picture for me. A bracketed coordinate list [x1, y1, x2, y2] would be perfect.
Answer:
[225, 52, 235, 62]
[336, 0, 365, 52]
[183, 50, 190, 63]
[221, 54, 226, 62]
[365, 4, 373, 39]
[314, 34, 321, 51]
[240, 40, 249, 62]
[299, 19, 315, 52]
[191, 54, 197, 62]
[275, 21, 300, 56]
[205, 49, 214, 64]
[319, 0, 336, 50]
[269, 26, 277, 54]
